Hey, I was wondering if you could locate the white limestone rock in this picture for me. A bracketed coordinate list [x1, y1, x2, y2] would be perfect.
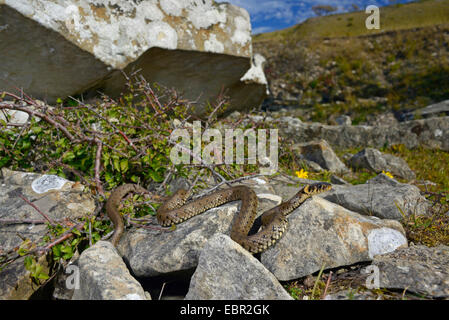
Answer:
[185, 234, 293, 300]
[72, 241, 148, 300]
[260, 197, 407, 281]
[1, 0, 267, 115]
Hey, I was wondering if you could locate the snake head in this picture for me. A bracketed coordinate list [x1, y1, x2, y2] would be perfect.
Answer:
[303, 182, 332, 195]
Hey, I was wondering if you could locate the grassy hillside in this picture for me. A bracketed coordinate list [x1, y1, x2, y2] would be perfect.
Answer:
[253, 0, 449, 42]
[252, 0, 449, 124]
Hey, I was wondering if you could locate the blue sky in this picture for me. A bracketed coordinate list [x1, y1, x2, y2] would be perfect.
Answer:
[217, 0, 416, 34]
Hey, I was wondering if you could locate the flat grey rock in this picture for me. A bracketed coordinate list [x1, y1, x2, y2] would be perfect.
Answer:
[330, 175, 349, 185]
[276, 116, 449, 151]
[119, 201, 239, 277]
[372, 245, 449, 298]
[0, 168, 95, 252]
[349, 148, 416, 180]
[322, 181, 429, 220]
[268, 173, 429, 220]
[118, 183, 279, 278]
[185, 234, 293, 300]
[261, 197, 407, 281]
[414, 100, 449, 118]
[0, 255, 49, 300]
[367, 173, 402, 186]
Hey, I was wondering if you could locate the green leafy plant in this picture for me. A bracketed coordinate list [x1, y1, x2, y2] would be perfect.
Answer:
[0, 76, 249, 287]
[24, 255, 49, 283]
[0, 78, 196, 192]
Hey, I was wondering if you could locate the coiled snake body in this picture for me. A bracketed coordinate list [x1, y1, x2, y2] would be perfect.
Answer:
[106, 182, 332, 254]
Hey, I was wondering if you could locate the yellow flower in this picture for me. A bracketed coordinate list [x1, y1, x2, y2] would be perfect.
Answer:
[295, 169, 309, 179]
[382, 170, 394, 179]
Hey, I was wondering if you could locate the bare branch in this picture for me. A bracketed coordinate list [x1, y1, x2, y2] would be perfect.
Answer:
[36, 221, 85, 254]
[0, 103, 77, 142]
[94, 139, 105, 197]
[192, 173, 265, 199]
[16, 192, 56, 226]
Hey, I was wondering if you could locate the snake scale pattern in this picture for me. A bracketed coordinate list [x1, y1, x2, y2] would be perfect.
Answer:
[106, 182, 332, 253]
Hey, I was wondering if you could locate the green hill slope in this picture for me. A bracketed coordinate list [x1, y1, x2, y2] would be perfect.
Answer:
[253, 0, 449, 42]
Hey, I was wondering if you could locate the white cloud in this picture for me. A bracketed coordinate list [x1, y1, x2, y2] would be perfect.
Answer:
[218, 0, 301, 24]
[252, 26, 273, 34]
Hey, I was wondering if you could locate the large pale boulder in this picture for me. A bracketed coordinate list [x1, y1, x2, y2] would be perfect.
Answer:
[260, 196, 407, 281]
[72, 241, 148, 300]
[185, 234, 293, 300]
[0, 0, 267, 115]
